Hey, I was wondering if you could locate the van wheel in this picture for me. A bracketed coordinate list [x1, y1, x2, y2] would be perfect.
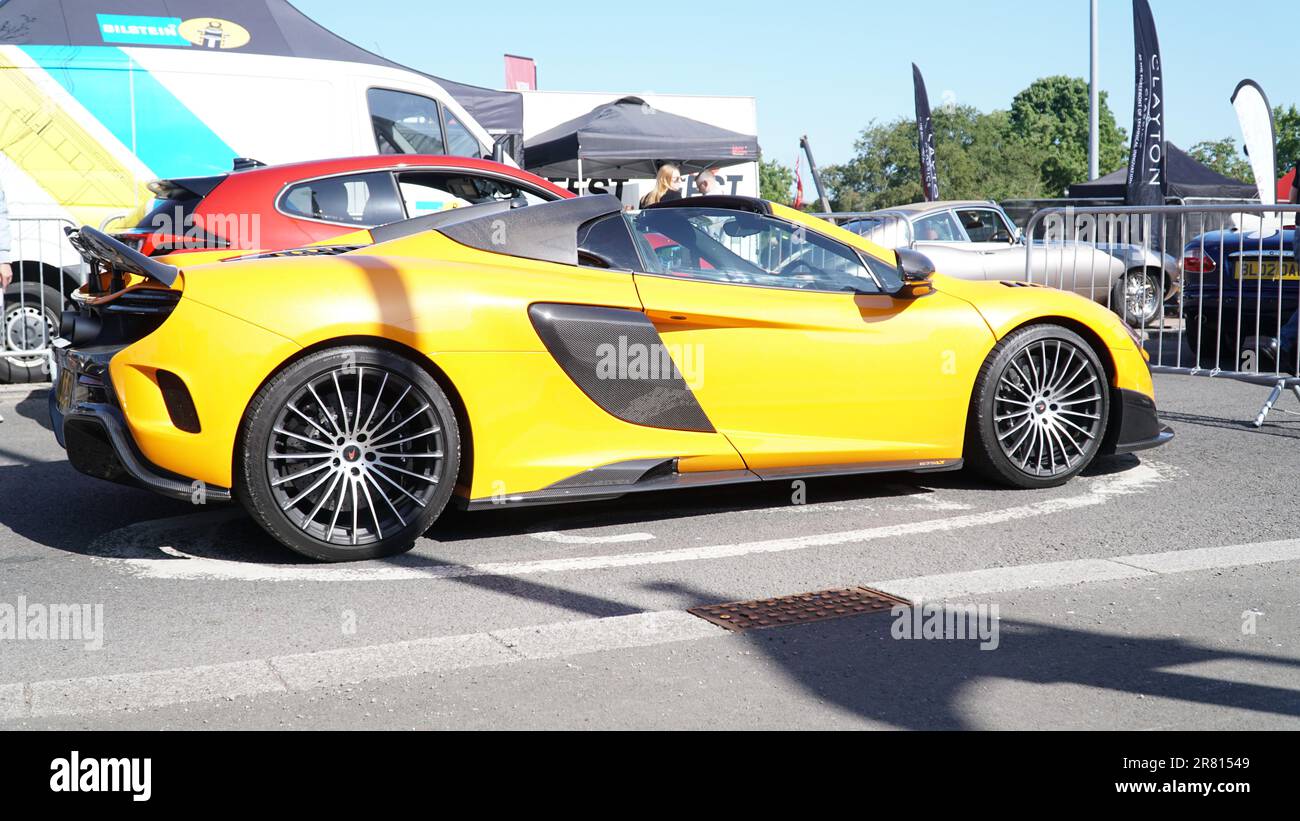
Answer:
[1, 283, 62, 384]
[965, 324, 1110, 489]
[237, 346, 460, 562]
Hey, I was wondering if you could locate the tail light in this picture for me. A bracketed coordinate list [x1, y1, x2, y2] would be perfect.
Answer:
[1181, 249, 1217, 275]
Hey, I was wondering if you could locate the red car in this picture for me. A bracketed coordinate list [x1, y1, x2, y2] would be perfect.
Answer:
[116, 155, 573, 257]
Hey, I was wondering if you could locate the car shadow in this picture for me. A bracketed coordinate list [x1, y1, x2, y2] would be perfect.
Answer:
[643, 580, 1300, 729]
[8, 449, 1148, 565]
[10, 390, 53, 431]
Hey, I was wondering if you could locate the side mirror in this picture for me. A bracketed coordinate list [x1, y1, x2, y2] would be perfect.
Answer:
[1011, 228, 1024, 245]
[891, 248, 935, 298]
[896, 248, 935, 282]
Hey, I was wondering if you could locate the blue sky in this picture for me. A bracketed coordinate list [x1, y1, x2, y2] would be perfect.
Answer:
[295, 0, 1295, 172]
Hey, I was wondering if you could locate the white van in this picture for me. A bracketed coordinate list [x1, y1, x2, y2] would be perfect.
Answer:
[0, 42, 505, 381]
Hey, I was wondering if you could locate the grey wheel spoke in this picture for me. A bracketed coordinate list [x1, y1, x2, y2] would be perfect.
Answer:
[332, 371, 351, 436]
[374, 461, 439, 484]
[272, 460, 331, 488]
[286, 402, 334, 439]
[274, 427, 332, 449]
[370, 465, 427, 507]
[324, 477, 349, 543]
[268, 452, 333, 461]
[370, 403, 433, 445]
[282, 468, 335, 511]
[306, 471, 344, 525]
[361, 372, 388, 433]
[364, 385, 411, 436]
[375, 429, 438, 449]
[358, 477, 384, 540]
[364, 472, 407, 528]
[1055, 414, 1095, 441]
[372, 449, 444, 459]
[307, 383, 343, 438]
[997, 415, 1034, 441]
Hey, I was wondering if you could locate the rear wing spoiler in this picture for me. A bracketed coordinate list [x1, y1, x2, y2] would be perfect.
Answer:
[66, 226, 180, 288]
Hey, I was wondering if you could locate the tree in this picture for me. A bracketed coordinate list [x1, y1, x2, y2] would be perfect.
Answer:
[759, 159, 795, 204]
[1188, 138, 1253, 182]
[822, 105, 1048, 212]
[1275, 104, 1300, 173]
[1008, 75, 1127, 195]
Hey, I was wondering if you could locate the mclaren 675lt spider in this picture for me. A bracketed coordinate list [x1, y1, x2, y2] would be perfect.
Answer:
[51, 195, 1172, 561]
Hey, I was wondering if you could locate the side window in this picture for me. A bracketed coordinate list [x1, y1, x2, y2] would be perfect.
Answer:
[368, 88, 446, 155]
[913, 212, 963, 242]
[280, 172, 405, 226]
[629, 208, 880, 293]
[577, 214, 643, 271]
[956, 208, 1013, 243]
[395, 171, 552, 218]
[442, 108, 484, 158]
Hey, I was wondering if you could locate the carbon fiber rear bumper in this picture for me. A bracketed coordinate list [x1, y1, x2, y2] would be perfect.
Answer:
[49, 340, 231, 502]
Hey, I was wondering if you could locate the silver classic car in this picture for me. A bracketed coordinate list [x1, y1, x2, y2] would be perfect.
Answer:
[843, 201, 1179, 326]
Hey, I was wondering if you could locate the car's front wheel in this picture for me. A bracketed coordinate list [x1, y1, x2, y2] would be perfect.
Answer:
[237, 346, 460, 561]
[965, 324, 1110, 489]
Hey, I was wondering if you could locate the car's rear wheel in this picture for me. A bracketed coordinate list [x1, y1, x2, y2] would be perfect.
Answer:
[965, 324, 1110, 489]
[237, 346, 460, 561]
[1112, 269, 1161, 328]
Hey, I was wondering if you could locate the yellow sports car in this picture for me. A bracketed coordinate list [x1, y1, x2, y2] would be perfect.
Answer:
[51, 195, 1171, 561]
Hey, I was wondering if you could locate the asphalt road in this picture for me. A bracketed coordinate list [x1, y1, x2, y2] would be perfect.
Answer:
[1, 373, 1298, 730]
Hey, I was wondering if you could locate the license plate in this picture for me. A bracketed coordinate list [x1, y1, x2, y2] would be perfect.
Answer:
[1238, 259, 1300, 280]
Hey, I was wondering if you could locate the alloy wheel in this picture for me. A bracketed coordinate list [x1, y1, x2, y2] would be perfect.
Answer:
[1121, 273, 1158, 325]
[265, 365, 446, 547]
[993, 339, 1105, 479]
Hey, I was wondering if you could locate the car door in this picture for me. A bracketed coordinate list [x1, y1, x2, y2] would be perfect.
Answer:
[910, 210, 989, 282]
[953, 206, 1027, 281]
[623, 206, 993, 473]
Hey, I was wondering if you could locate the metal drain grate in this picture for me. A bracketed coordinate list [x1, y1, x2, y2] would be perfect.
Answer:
[688, 587, 912, 632]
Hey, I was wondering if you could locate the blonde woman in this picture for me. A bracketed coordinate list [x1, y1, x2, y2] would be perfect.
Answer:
[639, 164, 683, 208]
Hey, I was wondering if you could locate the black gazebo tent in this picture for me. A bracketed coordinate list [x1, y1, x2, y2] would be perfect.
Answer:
[0, 0, 523, 140]
[523, 96, 760, 180]
[1067, 143, 1258, 201]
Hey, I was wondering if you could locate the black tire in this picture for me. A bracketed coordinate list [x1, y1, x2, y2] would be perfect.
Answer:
[236, 346, 460, 562]
[1, 282, 62, 384]
[1111, 269, 1161, 328]
[965, 324, 1110, 489]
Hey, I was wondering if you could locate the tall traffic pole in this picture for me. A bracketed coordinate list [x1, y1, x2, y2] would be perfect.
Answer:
[1088, 0, 1100, 180]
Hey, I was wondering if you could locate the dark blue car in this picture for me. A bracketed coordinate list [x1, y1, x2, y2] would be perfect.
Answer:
[1179, 226, 1300, 372]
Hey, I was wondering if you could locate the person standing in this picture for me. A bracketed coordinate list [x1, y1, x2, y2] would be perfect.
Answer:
[0, 178, 12, 290]
[639, 164, 683, 208]
[695, 170, 727, 197]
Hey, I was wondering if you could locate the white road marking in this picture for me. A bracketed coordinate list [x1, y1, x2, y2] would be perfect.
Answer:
[89, 462, 1175, 583]
[0, 683, 25, 721]
[10, 529, 1300, 720]
[528, 530, 656, 545]
[1115, 540, 1300, 574]
[10, 612, 725, 719]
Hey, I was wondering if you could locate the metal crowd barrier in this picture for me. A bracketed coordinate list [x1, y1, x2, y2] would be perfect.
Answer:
[1, 217, 80, 387]
[1024, 204, 1300, 426]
